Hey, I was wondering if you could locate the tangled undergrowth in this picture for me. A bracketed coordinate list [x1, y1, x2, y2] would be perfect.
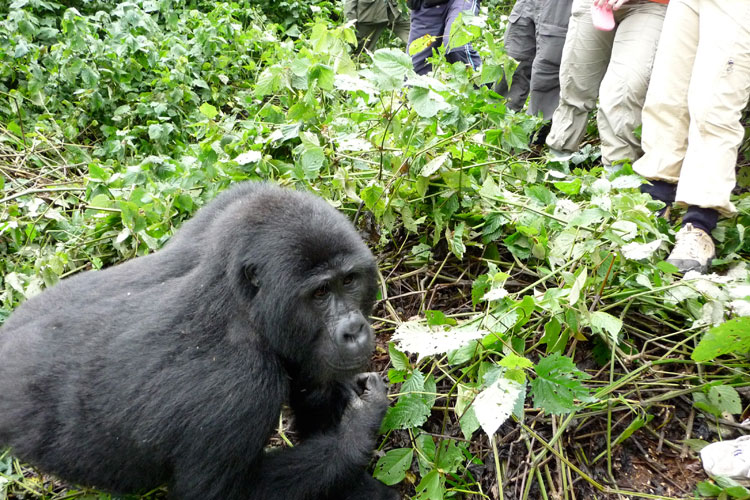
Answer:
[2, 0, 750, 499]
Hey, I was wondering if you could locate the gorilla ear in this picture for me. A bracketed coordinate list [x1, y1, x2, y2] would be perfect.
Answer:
[243, 264, 260, 299]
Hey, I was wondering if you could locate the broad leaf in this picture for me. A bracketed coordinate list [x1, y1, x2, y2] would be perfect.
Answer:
[692, 317, 750, 362]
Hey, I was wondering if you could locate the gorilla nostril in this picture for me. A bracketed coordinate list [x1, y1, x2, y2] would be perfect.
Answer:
[337, 319, 368, 347]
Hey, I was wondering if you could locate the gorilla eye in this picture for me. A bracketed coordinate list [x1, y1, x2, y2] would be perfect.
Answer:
[313, 285, 330, 299]
[343, 274, 355, 286]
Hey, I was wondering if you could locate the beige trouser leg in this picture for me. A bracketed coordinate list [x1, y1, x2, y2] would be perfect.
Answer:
[633, 0, 750, 216]
[546, 0, 666, 165]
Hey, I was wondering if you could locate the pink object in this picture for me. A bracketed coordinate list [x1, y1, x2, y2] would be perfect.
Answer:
[591, 3, 615, 31]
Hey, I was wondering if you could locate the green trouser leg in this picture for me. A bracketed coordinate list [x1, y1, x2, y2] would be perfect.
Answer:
[356, 22, 387, 53]
[391, 12, 410, 44]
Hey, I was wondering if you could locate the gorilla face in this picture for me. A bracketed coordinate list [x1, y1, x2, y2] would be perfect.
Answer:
[306, 266, 377, 381]
[241, 230, 379, 384]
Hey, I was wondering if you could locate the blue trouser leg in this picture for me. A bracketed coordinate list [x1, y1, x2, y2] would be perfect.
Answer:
[443, 0, 481, 70]
[408, 3, 450, 75]
[408, 0, 481, 75]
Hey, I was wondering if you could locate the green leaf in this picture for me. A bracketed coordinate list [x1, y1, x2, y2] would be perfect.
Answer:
[696, 480, 722, 496]
[455, 383, 481, 439]
[388, 343, 410, 371]
[88, 163, 110, 181]
[435, 440, 465, 474]
[656, 260, 680, 274]
[692, 317, 750, 362]
[308, 63, 334, 91]
[446, 223, 466, 260]
[382, 372, 435, 431]
[372, 48, 413, 90]
[567, 268, 587, 307]
[708, 385, 742, 415]
[589, 311, 623, 343]
[612, 414, 653, 447]
[415, 470, 443, 500]
[408, 34, 437, 56]
[447, 12, 480, 50]
[409, 87, 450, 118]
[420, 153, 450, 177]
[299, 146, 325, 179]
[425, 310, 456, 326]
[499, 353, 533, 370]
[525, 185, 556, 206]
[148, 124, 166, 141]
[541, 317, 563, 352]
[471, 275, 491, 308]
[569, 208, 607, 228]
[199, 103, 218, 120]
[531, 353, 596, 415]
[373, 448, 413, 486]
[402, 369, 425, 393]
[553, 178, 582, 195]
[361, 185, 386, 217]
[381, 393, 432, 431]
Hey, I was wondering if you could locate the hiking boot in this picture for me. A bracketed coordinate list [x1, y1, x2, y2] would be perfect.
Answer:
[666, 223, 715, 274]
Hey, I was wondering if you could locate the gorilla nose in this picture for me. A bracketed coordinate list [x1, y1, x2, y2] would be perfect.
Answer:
[334, 314, 370, 350]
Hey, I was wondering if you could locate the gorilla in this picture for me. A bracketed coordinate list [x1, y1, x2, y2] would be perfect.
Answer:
[0, 182, 397, 500]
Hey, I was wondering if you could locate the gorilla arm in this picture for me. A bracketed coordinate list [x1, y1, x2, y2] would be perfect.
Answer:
[250, 373, 390, 500]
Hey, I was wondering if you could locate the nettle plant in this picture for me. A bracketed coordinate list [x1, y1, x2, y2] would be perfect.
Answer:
[178, 19, 750, 498]
[2, 1, 750, 498]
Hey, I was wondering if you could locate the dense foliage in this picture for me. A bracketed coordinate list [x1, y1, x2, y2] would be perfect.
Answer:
[2, 0, 750, 498]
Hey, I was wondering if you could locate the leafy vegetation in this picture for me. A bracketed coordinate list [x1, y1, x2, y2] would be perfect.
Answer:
[2, 0, 750, 498]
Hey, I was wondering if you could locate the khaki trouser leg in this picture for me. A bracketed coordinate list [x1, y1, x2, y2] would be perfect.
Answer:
[546, 0, 612, 152]
[597, 1, 666, 165]
[634, 0, 750, 216]
[633, 0, 695, 182]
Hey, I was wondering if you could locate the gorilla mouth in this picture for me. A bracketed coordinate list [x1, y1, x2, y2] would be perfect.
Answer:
[324, 354, 370, 376]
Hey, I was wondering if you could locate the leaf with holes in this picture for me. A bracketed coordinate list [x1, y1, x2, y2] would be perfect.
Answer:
[374, 448, 413, 486]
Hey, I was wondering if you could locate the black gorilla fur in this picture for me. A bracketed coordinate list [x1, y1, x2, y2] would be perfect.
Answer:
[0, 182, 398, 500]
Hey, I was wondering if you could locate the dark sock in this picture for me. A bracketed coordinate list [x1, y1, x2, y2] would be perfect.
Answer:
[683, 206, 719, 234]
[640, 180, 677, 203]
[531, 122, 552, 146]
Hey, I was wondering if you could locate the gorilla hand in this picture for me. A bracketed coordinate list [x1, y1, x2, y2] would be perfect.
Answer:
[344, 372, 389, 436]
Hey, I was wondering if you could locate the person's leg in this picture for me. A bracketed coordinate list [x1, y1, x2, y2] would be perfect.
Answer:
[390, 7, 412, 45]
[527, 0, 572, 120]
[495, 10, 536, 110]
[408, 3, 450, 74]
[545, 0, 613, 154]
[632, 0, 698, 183]
[597, 0, 667, 167]
[640, 180, 677, 204]
[494, 0, 536, 110]
[357, 23, 387, 53]
[442, 0, 482, 70]
[527, 33, 566, 120]
[675, 0, 750, 217]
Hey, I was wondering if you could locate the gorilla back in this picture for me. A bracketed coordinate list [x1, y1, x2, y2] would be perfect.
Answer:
[0, 182, 397, 500]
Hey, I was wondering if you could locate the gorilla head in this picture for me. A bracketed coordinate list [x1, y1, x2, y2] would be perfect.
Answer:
[0, 182, 397, 500]
[217, 188, 379, 383]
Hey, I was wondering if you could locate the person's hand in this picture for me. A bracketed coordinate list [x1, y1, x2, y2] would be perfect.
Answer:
[593, 0, 630, 10]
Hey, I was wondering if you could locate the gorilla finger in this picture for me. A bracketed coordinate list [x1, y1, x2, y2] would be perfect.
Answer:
[352, 372, 373, 396]
[361, 372, 386, 396]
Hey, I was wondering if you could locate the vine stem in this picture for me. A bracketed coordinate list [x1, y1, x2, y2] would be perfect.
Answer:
[491, 435, 504, 500]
